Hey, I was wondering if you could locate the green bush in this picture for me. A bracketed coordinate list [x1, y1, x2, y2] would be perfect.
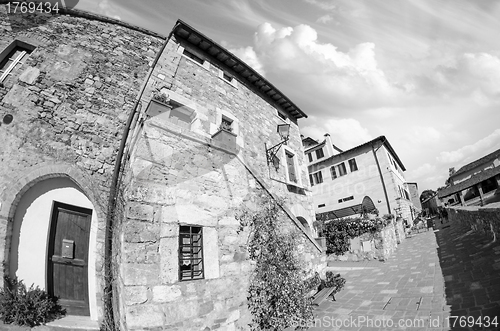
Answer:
[323, 216, 392, 255]
[0, 277, 65, 327]
[237, 196, 314, 331]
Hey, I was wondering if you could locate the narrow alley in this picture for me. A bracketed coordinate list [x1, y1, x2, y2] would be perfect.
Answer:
[306, 220, 500, 331]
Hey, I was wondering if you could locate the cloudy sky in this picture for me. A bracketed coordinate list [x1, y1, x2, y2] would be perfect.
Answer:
[76, 0, 500, 192]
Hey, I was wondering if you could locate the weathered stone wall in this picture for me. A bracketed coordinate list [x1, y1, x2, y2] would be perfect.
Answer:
[0, 7, 163, 321]
[328, 219, 400, 262]
[394, 218, 405, 244]
[118, 35, 325, 330]
[447, 203, 500, 240]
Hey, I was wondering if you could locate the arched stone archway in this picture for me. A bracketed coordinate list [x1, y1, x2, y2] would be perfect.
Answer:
[296, 216, 311, 234]
[0, 163, 105, 320]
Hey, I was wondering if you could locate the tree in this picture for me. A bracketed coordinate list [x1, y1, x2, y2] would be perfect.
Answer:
[420, 189, 436, 202]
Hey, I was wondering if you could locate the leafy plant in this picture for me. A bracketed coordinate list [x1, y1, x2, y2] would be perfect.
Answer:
[323, 216, 393, 255]
[0, 277, 65, 327]
[152, 91, 168, 104]
[237, 196, 314, 331]
[318, 271, 346, 294]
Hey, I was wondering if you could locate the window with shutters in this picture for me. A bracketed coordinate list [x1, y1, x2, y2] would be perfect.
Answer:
[348, 158, 358, 172]
[330, 166, 337, 180]
[307, 153, 313, 162]
[285, 150, 298, 183]
[312, 171, 323, 184]
[0, 40, 35, 84]
[315, 148, 324, 159]
[179, 226, 204, 281]
[337, 162, 347, 176]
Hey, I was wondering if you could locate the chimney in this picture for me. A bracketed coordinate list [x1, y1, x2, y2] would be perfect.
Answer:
[324, 133, 336, 157]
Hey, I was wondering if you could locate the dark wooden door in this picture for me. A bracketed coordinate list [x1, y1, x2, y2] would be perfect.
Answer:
[47, 201, 92, 316]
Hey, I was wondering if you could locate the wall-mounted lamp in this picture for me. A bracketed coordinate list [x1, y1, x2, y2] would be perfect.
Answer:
[265, 124, 291, 170]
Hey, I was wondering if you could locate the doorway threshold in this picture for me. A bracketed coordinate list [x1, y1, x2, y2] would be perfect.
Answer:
[45, 315, 99, 331]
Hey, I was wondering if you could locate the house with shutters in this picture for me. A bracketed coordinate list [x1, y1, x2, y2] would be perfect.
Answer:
[303, 134, 417, 224]
[0, 6, 325, 330]
[438, 148, 500, 207]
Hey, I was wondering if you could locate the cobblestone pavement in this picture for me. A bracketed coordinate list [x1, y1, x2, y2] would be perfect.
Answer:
[305, 220, 500, 331]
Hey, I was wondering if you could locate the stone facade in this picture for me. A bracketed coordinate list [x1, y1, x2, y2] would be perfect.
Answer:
[0, 6, 163, 321]
[117, 23, 326, 330]
[1, 8, 326, 330]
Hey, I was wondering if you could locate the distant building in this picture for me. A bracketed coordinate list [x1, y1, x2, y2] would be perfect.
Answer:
[303, 134, 417, 223]
[421, 193, 442, 216]
[407, 182, 422, 210]
[438, 148, 500, 206]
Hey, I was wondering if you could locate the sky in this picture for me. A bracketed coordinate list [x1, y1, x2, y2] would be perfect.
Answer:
[76, 0, 500, 193]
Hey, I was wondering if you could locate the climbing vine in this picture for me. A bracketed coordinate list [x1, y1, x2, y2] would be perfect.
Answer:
[237, 196, 314, 331]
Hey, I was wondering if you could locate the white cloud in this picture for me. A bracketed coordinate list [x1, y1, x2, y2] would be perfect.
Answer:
[408, 126, 441, 144]
[98, 0, 121, 20]
[242, 22, 401, 111]
[317, 14, 333, 24]
[301, 117, 372, 150]
[230, 46, 266, 76]
[437, 129, 500, 164]
[408, 163, 436, 179]
[417, 52, 500, 103]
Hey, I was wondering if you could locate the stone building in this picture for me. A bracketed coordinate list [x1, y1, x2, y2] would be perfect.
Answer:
[0, 5, 325, 331]
[407, 182, 421, 211]
[304, 134, 417, 224]
[438, 148, 500, 207]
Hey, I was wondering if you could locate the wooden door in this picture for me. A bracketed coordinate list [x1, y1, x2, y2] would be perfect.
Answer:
[47, 201, 92, 316]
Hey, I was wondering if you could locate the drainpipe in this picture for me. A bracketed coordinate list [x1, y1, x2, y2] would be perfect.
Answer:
[371, 139, 391, 215]
[103, 27, 176, 329]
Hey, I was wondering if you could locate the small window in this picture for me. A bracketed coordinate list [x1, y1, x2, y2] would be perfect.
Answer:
[315, 148, 324, 159]
[179, 226, 204, 281]
[338, 196, 354, 203]
[277, 111, 287, 121]
[307, 153, 313, 162]
[348, 158, 358, 172]
[330, 166, 337, 180]
[318, 204, 325, 208]
[285, 150, 298, 183]
[182, 49, 204, 65]
[0, 41, 35, 84]
[313, 171, 323, 184]
[337, 163, 347, 176]
[309, 174, 314, 186]
[220, 115, 233, 132]
[222, 72, 233, 82]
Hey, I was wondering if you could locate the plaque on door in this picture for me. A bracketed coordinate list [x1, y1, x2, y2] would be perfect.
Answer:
[62, 239, 74, 259]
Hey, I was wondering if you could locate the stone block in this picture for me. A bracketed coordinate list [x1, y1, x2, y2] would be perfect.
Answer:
[159, 237, 178, 284]
[18, 66, 40, 85]
[122, 263, 160, 286]
[126, 305, 164, 329]
[123, 286, 148, 305]
[124, 221, 159, 243]
[204, 227, 220, 279]
[160, 222, 178, 238]
[127, 203, 154, 220]
[152, 285, 182, 303]
[2, 84, 30, 107]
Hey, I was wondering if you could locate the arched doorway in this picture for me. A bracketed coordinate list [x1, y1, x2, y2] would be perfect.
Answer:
[7, 176, 100, 319]
[296, 216, 311, 234]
